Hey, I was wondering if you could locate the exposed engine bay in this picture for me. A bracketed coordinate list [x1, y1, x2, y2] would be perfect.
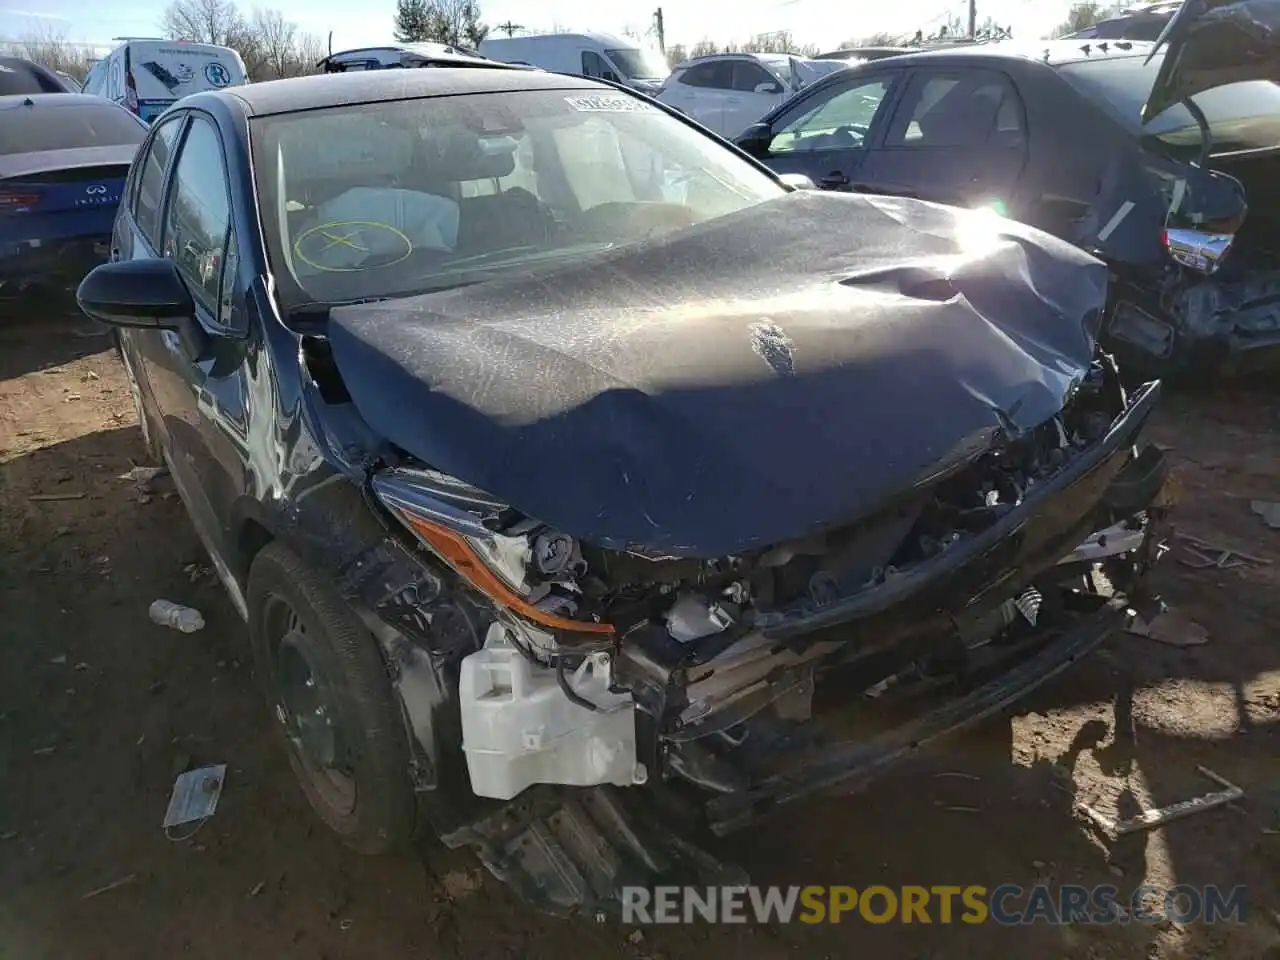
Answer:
[368, 350, 1170, 835]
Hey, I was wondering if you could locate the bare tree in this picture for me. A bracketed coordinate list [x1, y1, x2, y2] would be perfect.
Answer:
[436, 0, 488, 47]
[5, 25, 96, 80]
[394, 0, 487, 47]
[1051, 0, 1110, 36]
[739, 30, 793, 54]
[161, 0, 248, 46]
[251, 6, 297, 78]
[291, 31, 327, 74]
[851, 31, 902, 47]
[665, 42, 687, 68]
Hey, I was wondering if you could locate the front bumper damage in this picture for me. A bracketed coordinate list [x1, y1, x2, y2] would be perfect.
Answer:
[365, 367, 1172, 914]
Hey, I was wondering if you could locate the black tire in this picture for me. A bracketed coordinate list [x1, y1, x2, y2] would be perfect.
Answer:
[246, 542, 415, 854]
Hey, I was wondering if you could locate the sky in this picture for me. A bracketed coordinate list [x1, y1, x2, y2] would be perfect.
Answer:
[0, 0, 1075, 57]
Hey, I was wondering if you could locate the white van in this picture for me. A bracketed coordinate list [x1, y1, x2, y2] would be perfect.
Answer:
[82, 38, 247, 123]
[478, 33, 670, 93]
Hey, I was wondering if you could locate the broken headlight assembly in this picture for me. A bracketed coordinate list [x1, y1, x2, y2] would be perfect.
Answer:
[372, 467, 647, 801]
[372, 467, 614, 649]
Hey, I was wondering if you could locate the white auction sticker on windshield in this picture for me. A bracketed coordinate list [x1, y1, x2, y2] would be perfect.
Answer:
[564, 95, 656, 112]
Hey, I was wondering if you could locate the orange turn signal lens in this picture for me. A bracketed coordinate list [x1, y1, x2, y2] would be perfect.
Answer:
[395, 510, 616, 636]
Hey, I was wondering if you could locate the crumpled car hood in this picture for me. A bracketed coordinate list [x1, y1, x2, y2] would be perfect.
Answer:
[328, 191, 1109, 558]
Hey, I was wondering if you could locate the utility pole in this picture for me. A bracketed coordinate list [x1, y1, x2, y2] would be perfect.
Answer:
[967, 0, 976, 39]
[653, 7, 665, 53]
[496, 20, 524, 37]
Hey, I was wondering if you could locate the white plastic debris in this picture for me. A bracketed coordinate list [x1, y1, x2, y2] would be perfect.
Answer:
[1251, 500, 1280, 530]
[163, 763, 227, 830]
[118, 466, 168, 484]
[149, 600, 205, 634]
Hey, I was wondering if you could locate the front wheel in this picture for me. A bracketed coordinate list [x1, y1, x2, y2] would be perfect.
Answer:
[246, 543, 416, 854]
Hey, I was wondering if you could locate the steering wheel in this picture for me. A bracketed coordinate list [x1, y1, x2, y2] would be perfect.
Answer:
[293, 220, 414, 273]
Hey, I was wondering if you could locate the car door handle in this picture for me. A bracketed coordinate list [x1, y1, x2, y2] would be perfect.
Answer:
[819, 171, 850, 188]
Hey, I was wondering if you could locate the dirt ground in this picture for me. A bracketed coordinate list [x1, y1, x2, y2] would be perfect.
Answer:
[1, 315, 1278, 960]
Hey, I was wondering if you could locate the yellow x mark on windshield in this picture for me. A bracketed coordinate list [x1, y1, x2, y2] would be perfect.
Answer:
[319, 229, 369, 253]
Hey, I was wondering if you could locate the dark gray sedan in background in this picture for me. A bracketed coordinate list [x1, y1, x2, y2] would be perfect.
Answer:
[737, 0, 1280, 376]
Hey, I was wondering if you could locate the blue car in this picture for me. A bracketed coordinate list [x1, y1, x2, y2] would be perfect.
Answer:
[1, 93, 147, 299]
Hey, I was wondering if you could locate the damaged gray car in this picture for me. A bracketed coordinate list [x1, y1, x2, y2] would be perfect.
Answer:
[737, 0, 1280, 376]
[77, 65, 1173, 913]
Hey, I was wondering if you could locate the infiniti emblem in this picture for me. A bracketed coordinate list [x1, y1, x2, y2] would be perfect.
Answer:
[85, 184, 107, 195]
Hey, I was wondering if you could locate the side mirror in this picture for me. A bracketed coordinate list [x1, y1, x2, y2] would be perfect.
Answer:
[77, 258, 195, 329]
[778, 173, 817, 191]
[736, 121, 773, 156]
[754, 81, 783, 95]
[602, 71, 620, 83]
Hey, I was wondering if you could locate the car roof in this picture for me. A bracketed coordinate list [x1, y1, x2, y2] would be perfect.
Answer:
[208, 66, 610, 117]
[487, 31, 635, 45]
[862, 38, 1157, 68]
[0, 56, 72, 95]
[674, 51, 791, 68]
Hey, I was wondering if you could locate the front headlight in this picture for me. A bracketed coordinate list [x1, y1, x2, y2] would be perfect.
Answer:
[371, 467, 614, 640]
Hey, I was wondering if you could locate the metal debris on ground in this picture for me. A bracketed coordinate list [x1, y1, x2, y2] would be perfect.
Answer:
[1176, 532, 1271, 570]
[183, 563, 212, 584]
[1125, 609, 1210, 648]
[80, 874, 138, 900]
[248, 881, 266, 898]
[1250, 500, 1280, 530]
[1078, 766, 1243, 837]
[162, 763, 227, 836]
[28, 492, 85, 502]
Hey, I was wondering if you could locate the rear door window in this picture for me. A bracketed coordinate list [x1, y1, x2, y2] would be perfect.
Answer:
[679, 61, 733, 90]
[885, 69, 1023, 148]
[132, 115, 184, 248]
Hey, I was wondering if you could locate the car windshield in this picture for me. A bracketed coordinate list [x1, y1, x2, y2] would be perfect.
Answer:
[605, 47, 669, 80]
[1058, 55, 1280, 153]
[249, 88, 784, 309]
[0, 102, 145, 155]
